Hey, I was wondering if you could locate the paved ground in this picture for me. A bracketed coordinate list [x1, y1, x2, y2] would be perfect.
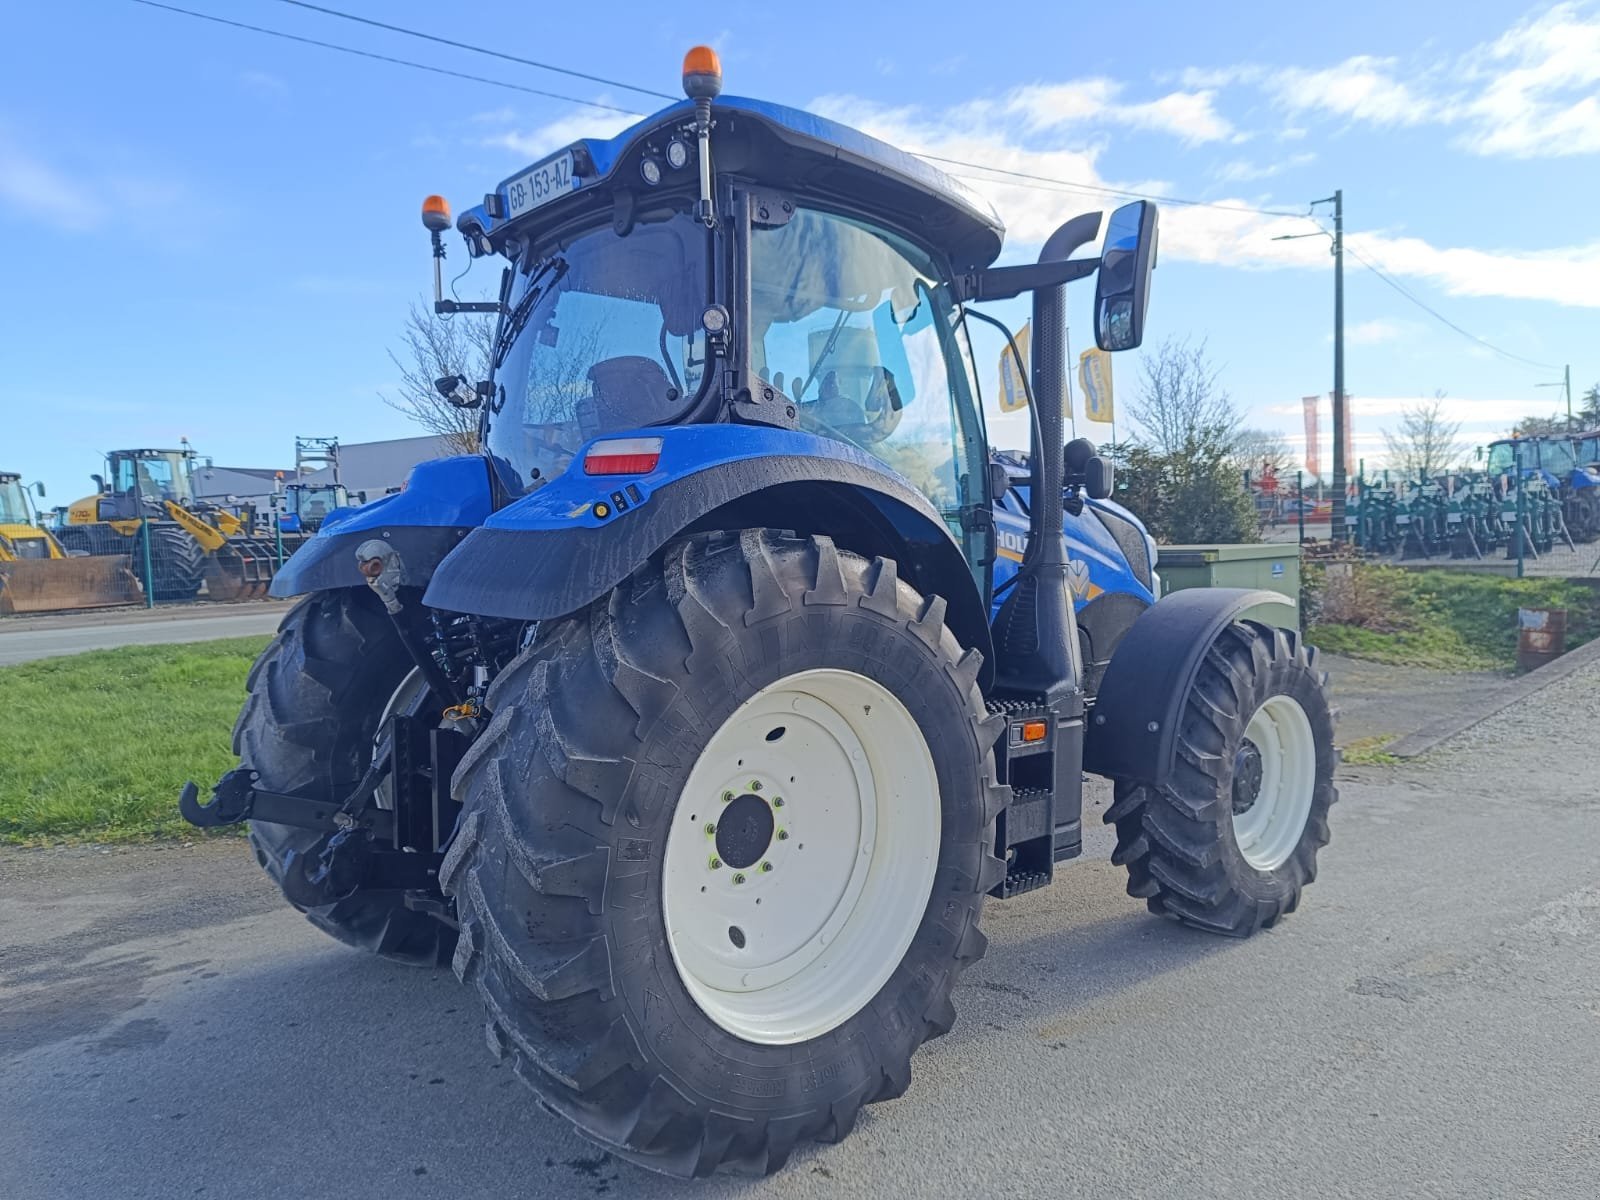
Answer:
[3, 670, 1598, 1199]
[1318, 652, 1506, 747]
[0, 602, 291, 665]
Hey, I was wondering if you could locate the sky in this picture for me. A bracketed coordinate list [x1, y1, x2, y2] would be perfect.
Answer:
[3, 0, 1598, 504]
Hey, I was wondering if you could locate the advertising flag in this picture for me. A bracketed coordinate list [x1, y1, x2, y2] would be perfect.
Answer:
[1079, 348, 1114, 424]
[996, 321, 1032, 412]
[1335, 391, 1353, 477]
[1302, 395, 1321, 480]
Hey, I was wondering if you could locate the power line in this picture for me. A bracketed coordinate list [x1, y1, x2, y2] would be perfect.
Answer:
[917, 152, 1308, 218]
[129, 1, 645, 116]
[1339, 236, 1559, 371]
[270, 0, 676, 102]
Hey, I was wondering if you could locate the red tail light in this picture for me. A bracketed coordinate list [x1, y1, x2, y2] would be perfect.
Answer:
[583, 437, 663, 475]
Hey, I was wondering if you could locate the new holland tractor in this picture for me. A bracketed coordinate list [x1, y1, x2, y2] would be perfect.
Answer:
[183, 49, 1336, 1178]
[60, 447, 278, 601]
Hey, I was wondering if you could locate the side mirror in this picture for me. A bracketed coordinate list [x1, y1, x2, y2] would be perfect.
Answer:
[434, 374, 482, 409]
[987, 461, 1012, 501]
[1083, 456, 1114, 500]
[1063, 438, 1113, 499]
[32, 481, 46, 498]
[1094, 200, 1158, 352]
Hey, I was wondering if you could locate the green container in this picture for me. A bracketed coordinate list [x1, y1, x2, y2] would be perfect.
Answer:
[1155, 543, 1302, 628]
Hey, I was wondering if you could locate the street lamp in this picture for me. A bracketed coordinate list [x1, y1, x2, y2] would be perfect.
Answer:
[1535, 366, 1573, 431]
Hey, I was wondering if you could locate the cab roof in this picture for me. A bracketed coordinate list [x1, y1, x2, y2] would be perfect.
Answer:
[457, 96, 1006, 272]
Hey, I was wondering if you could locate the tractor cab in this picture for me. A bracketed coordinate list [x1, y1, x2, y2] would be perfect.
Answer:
[0, 472, 36, 529]
[73, 447, 198, 523]
[279, 482, 358, 533]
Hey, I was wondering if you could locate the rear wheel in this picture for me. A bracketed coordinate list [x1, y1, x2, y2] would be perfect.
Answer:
[1106, 622, 1336, 936]
[444, 530, 1005, 1176]
[138, 523, 206, 602]
[234, 589, 455, 964]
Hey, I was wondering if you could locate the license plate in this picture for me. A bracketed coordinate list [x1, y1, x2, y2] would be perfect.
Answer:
[504, 151, 579, 219]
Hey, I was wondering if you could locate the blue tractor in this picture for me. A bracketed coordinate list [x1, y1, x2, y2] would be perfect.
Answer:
[184, 48, 1336, 1178]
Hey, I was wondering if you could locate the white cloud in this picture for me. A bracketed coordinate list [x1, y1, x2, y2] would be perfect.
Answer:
[0, 137, 105, 232]
[1001, 79, 1235, 144]
[1455, 2, 1600, 157]
[483, 106, 638, 162]
[1341, 318, 1412, 345]
[1267, 56, 1436, 126]
[1214, 152, 1316, 182]
[1193, 3, 1600, 157]
[813, 93, 1600, 308]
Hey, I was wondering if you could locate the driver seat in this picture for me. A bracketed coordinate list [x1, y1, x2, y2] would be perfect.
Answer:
[586, 356, 675, 433]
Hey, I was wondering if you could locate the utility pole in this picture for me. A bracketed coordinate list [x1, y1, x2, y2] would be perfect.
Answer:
[1536, 366, 1574, 432]
[1329, 189, 1346, 542]
[1273, 189, 1346, 541]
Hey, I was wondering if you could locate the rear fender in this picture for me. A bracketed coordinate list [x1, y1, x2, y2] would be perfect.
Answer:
[268, 456, 494, 598]
[1083, 587, 1300, 786]
[423, 426, 993, 684]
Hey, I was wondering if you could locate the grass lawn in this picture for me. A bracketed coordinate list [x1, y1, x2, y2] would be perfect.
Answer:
[0, 636, 269, 844]
[1307, 565, 1599, 671]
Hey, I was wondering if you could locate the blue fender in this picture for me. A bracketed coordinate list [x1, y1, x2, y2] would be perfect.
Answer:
[1570, 469, 1597, 491]
[268, 456, 496, 598]
[423, 425, 995, 675]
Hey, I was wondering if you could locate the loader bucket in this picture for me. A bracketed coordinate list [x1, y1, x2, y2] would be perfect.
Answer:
[204, 539, 276, 602]
[0, 554, 143, 614]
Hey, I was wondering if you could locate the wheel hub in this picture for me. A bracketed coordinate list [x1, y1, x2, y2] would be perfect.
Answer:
[1232, 739, 1264, 815]
[661, 669, 941, 1045]
[713, 793, 774, 870]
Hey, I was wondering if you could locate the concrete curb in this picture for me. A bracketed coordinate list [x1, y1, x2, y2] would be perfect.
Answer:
[1388, 635, 1600, 759]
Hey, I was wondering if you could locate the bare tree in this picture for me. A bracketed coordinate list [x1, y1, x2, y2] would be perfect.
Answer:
[1128, 336, 1241, 457]
[1382, 393, 1465, 480]
[381, 300, 496, 453]
[1582, 382, 1600, 427]
[1232, 427, 1295, 476]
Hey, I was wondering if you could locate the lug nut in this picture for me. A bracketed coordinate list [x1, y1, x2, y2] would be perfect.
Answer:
[721, 790, 734, 803]
[732, 872, 747, 885]
[761, 861, 773, 873]
[749, 780, 762, 792]
[777, 829, 789, 841]
[709, 856, 722, 870]
[704, 822, 717, 836]
[772, 797, 784, 808]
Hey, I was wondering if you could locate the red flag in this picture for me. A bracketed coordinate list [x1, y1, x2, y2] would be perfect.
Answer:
[1302, 396, 1321, 480]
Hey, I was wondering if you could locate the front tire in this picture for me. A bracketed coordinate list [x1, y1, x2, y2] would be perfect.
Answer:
[1106, 622, 1336, 936]
[444, 530, 1005, 1176]
[234, 589, 456, 965]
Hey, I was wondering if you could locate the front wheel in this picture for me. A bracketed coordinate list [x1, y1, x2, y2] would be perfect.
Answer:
[443, 530, 1005, 1176]
[1105, 622, 1336, 936]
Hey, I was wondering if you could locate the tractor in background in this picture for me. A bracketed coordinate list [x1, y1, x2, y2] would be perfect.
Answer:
[183, 48, 1336, 1178]
[0, 471, 140, 613]
[59, 447, 279, 601]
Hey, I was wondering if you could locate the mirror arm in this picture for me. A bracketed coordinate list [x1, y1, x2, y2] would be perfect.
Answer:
[434, 299, 503, 315]
[951, 257, 1100, 303]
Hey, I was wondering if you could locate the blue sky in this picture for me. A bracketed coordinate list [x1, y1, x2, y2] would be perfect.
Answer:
[3, 0, 1597, 502]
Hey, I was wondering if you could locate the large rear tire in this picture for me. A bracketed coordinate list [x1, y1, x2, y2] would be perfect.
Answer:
[234, 589, 456, 965]
[444, 530, 1005, 1176]
[139, 523, 206, 602]
[1106, 622, 1336, 936]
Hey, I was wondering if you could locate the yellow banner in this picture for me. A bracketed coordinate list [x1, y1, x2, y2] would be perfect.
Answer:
[996, 321, 1032, 413]
[1078, 347, 1114, 424]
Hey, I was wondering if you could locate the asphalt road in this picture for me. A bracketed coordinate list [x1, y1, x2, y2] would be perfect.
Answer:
[3, 670, 1598, 1199]
[0, 604, 290, 665]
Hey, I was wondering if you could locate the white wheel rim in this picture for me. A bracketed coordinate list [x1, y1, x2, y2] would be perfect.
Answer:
[1230, 694, 1316, 871]
[661, 668, 941, 1045]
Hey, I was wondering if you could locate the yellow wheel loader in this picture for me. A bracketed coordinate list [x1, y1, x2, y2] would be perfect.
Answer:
[0, 472, 141, 614]
[60, 448, 278, 602]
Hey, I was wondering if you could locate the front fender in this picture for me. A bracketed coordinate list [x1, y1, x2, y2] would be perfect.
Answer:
[268, 456, 494, 598]
[1083, 587, 1299, 785]
[423, 426, 993, 676]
